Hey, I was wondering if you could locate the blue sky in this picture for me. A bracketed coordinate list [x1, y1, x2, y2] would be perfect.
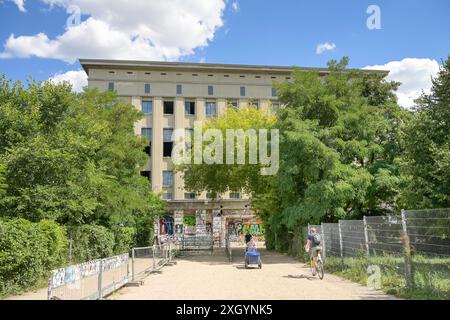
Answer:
[0, 0, 449, 108]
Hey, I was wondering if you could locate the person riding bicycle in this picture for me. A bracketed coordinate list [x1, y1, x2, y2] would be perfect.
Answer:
[306, 227, 322, 275]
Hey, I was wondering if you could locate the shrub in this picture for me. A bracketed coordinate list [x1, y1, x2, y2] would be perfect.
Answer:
[112, 226, 136, 255]
[68, 224, 115, 262]
[38, 219, 68, 270]
[0, 218, 68, 296]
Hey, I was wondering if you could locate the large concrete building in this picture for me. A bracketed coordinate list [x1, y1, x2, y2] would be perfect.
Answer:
[80, 59, 384, 247]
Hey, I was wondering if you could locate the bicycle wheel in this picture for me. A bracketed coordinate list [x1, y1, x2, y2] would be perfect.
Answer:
[316, 260, 324, 280]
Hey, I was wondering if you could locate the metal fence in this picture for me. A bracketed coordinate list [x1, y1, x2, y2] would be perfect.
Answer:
[48, 241, 178, 300]
[225, 235, 232, 262]
[47, 253, 129, 300]
[181, 234, 214, 254]
[307, 208, 450, 290]
[131, 243, 176, 281]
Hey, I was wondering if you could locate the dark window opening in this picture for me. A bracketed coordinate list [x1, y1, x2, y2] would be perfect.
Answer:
[185, 101, 195, 115]
[164, 101, 174, 114]
[140, 171, 151, 181]
[163, 142, 173, 157]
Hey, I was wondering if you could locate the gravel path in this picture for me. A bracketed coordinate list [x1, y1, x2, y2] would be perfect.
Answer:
[111, 249, 400, 300]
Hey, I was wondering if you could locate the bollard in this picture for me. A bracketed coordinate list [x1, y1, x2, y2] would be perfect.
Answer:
[131, 248, 135, 282]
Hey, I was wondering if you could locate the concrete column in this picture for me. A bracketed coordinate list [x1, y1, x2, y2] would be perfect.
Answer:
[260, 99, 270, 115]
[238, 99, 248, 109]
[218, 98, 227, 116]
[151, 97, 163, 193]
[173, 98, 185, 200]
[196, 98, 205, 122]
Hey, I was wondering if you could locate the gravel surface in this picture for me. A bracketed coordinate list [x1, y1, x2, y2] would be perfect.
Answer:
[111, 249, 400, 300]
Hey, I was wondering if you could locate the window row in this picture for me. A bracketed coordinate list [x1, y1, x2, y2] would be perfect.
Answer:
[108, 82, 278, 98]
[141, 100, 217, 116]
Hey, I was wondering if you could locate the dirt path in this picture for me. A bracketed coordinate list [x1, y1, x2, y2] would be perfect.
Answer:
[111, 249, 399, 300]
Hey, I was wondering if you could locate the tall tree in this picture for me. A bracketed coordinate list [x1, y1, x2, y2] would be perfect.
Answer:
[399, 56, 450, 209]
[0, 76, 164, 233]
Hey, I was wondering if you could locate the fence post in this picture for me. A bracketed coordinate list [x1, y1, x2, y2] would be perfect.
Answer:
[401, 209, 414, 288]
[98, 259, 104, 300]
[152, 244, 156, 270]
[363, 216, 370, 256]
[338, 220, 344, 269]
[321, 223, 326, 261]
[47, 275, 52, 300]
[131, 248, 135, 281]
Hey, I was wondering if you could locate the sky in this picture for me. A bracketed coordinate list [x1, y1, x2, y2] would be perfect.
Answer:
[0, 0, 449, 108]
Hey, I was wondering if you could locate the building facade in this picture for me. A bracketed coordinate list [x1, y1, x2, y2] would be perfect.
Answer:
[80, 59, 384, 247]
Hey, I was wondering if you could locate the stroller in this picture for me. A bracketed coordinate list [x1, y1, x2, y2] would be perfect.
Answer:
[244, 237, 262, 269]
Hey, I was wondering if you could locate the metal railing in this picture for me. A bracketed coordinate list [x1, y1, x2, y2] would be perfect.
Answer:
[225, 235, 232, 262]
[181, 235, 214, 254]
[47, 253, 129, 300]
[131, 243, 176, 281]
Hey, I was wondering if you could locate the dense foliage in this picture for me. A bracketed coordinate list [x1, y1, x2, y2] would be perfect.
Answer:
[179, 57, 423, 251]
[399, 56, 450, 209]
[0, 218, 67, 296]
[0, 77, 165, 296]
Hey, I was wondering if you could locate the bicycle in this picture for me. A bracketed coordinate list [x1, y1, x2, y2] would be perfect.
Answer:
[306, 246, 324, 280]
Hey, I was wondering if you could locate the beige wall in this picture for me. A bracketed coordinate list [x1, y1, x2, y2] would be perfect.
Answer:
[87, 65, 284, 201]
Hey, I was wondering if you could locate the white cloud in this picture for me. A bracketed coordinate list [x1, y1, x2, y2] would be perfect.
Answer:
[9, 0, 26, 12]
[1, 0, 227, 63]
[49, 70, 87, 92]
[316, 42, 336, 55]
[364, 58, 440, 109]
[231, 1, 239, 12]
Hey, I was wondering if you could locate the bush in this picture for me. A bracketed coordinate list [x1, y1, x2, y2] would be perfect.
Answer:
[68, 224, 115, 262]
[0, 218, 68, 297]
[38, 219, 68, 270]
[112, 226, 136, 255]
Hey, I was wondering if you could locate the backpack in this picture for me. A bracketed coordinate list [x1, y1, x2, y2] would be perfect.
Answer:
[313, 233, 321, 246]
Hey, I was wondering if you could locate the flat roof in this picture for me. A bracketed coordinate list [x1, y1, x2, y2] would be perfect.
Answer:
[79, 59, 389, 76]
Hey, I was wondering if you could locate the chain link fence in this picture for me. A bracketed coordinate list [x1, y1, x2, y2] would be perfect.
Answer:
[306, 209, 450, 294]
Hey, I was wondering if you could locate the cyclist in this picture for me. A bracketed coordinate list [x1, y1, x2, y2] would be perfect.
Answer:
[305, 227, 322, 275]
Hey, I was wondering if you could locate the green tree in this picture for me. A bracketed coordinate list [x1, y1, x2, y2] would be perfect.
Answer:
[399, 56, 450, 208]
[0, 76, 164, 239]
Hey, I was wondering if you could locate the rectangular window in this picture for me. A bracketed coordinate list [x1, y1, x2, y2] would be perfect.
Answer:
[163, 101, 174, 114]
[162, 192, 173, 200]
[176, 84, 182, 95]
[185, 128, 194, 149]
[208, 85, 214, 96]
[144, 83, 151, 94]
[141, 128, 152, 140]
[140, 170, 151, 182]
[163, 171, 173, 187]
[271, 101, 281, 113]
[108, 82, 114, 91]
[240, 86, 246, 97]
[229, 192, 241, 199]
[163, 128, 174, 157]
[206, 192, 214, 199]
[271, 87, 277, 97]
[251, 100, 259, 109]
[141, 128, 152, 155]
[205, 102, 217, 117]
[227, 100, 238, 109]
[142, 101, 153, 114]
[184, 101, 195, 115]
[184, 192, 196, 200]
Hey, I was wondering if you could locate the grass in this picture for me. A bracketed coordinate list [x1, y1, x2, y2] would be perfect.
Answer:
[324, 253, 450, 300]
